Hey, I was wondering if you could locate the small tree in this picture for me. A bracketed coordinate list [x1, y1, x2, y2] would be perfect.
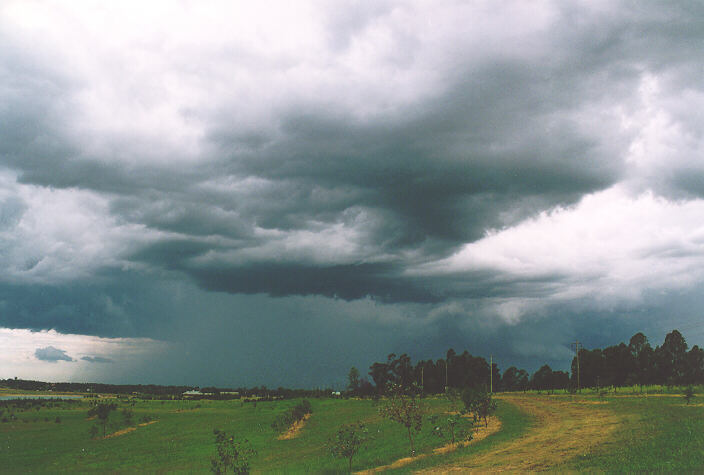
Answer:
[327, 421, 370, 472]
[461, 387, 496, 428]
[347, 367, 361, 394]
[683, 385, 696, 405]
[429, 387, 473, 445]
[379, 385, 424, 456]
[121, 408, 134, 426]
[428, 412, 472, 445]
[88, 402, 117, 437]
[210, 429, 256, 474]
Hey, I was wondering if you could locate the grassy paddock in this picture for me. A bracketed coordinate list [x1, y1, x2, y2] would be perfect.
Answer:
[520, 383, 704, 396]
[2, 390, 704, 472]
[565, 392, 704, 471]
[0, 395, 470, 473]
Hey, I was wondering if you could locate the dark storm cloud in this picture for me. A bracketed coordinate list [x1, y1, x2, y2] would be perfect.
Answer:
[35, 346, 73, 363]
[3, 1, 704, 388]
[186, 262, 441, 303]
[81, 356, 114, 363]
[3, 2, 702, 304]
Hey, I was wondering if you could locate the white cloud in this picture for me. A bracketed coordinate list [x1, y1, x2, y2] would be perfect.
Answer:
[0, 327, 167, 382]
[0, 170, 153, 284]
[420, 185, 704, 309]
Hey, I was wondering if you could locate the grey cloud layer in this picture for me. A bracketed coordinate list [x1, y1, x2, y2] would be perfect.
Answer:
[1, 1, 704, 349]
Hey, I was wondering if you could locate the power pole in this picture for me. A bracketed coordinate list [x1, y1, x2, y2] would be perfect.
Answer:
[571, 340, 581, 393]
[444, 359, 449, 393]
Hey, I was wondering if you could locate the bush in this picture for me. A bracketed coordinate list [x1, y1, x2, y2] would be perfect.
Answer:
[121, 408, 134, 426]
[210, 429, 256, 474]
[271, 400, 312, 433]
[683, 385, 696, 405]
[327, 422, 370, 472]
[429, 413, 473, 445]
[461, 387, 496, 428]
[379, 387, 424, 456]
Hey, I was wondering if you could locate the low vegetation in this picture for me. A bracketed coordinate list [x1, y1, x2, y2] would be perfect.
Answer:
[326, 421, 370, 472]
[210, 429, 255, 474]
[270, 399, 312, 434]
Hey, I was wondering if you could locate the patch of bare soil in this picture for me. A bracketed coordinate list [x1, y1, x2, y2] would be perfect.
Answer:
[104, 420, 158, 439]
[138, 420, 159, 427]
[104, 427, 136, 438]
[356, 415, 501, 474]
[418, 394, 623, 473]
[277, 413, 311, 440]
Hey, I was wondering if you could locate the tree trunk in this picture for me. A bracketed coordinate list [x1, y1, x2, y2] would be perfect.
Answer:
[407, 426, 415, 456]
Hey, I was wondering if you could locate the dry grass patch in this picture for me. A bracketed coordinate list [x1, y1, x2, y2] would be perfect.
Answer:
[104, 427, 137, 438]
[277, 413, 310, 440]
[419, 394, 623, 473]
[104, 420, 158, 439]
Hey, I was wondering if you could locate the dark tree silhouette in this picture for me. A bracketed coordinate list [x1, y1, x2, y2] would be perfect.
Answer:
[87, 401, 117, 437]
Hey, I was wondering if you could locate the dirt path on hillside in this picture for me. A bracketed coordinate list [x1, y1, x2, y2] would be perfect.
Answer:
[417, 395, 623, 473]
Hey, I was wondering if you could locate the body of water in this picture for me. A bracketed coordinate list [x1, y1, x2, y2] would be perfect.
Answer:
[0, 395, 83, 400]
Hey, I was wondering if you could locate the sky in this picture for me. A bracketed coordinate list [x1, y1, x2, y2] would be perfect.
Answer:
[2, 0, 704, 388]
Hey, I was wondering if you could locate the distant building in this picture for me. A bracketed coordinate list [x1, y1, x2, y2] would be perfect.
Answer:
[182, 390, 204, 398]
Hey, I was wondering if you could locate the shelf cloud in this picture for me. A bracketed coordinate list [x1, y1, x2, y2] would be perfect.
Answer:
[2, 1, 704, 386]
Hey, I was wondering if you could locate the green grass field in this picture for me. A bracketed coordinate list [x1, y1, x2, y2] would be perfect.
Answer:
[1, 388, 703, 473]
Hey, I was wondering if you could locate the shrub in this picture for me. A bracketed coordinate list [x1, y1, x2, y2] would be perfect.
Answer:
[87, 402, 117, 437]
[121, 408, 134, 426]
[327, 422, 370, 472]
[461, 387, 496, 428]
[429, 412, 473, 445]
[379, 386, 424, 456]
[271, 400, 312, 433]
[210, 429, 256, 474]
[683, 385, 696, 405]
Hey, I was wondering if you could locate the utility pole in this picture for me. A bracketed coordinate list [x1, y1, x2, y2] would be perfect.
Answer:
[571, 340, 581, 393]
[444, 359, 449, 393]
[490, 355, 493, 394]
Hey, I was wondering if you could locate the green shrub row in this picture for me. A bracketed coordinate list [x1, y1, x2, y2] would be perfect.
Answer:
[271, 399, 312, 433]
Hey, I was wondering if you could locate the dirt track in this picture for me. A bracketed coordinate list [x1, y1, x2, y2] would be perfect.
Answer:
[418, 394, 623, 472]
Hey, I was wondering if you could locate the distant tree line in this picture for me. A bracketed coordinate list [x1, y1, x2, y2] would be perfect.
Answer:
[571, 329, 704, 389]
[352, 329, 704, 396]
